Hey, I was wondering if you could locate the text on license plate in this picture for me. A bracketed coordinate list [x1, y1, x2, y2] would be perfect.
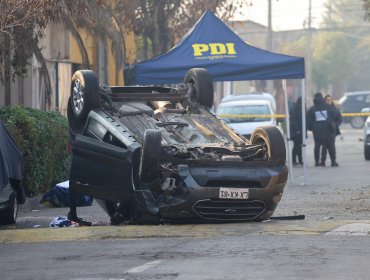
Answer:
[219, 188, 249, 199]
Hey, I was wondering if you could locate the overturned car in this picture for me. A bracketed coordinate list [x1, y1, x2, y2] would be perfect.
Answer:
[67, 68, 288, 225]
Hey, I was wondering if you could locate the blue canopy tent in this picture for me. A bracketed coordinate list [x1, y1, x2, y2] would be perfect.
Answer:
[132, 10, 307, 184]
[133, 10, 304, 84]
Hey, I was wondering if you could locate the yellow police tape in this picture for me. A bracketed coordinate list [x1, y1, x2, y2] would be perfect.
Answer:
[217, 112, 370, 119]
[217, 114, 285, 118]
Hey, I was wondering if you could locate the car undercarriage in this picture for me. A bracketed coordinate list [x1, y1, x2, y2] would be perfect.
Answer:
[67, 68, 288, 225]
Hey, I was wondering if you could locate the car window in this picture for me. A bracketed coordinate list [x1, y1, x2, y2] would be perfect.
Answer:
[86, 119, 107, 140]
[86, 120, 127, 149]
[217, 104, 271, 123]
[103, 132, 127, 149]
[365, 95, 370, 103]
[355, 95, 364, 102]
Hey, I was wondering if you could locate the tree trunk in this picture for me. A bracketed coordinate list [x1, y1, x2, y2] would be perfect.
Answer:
[67, 18, 90, 69]
[158, 4, 170, 54]
[149, 4, 161, 56]
[4, 34, 11, 106]
[31, 40, 52, 110]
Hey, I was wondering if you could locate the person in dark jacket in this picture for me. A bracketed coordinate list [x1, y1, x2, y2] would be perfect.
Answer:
[320, 94, 342, 166]
[289, 96, 304, 166]
[307, 92, 339, 167]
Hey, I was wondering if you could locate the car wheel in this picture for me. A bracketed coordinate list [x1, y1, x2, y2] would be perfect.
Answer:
[0, 194, 18, 225]
[184, 68, 214, 107]
[250, 126, 286, 164]
[69, 70, 101, 131]
[350, 117, 365, 129]
[365, 145, 370, 160]
[139, 129, 161, 183]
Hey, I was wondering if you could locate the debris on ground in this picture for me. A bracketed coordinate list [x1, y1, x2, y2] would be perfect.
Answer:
[49, 216, 79, 228]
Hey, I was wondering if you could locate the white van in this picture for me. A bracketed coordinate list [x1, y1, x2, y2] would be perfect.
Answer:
[216, 93, 277, 138]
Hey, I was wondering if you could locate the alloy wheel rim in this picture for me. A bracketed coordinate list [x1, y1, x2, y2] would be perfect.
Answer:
[73, 79, 84, 113]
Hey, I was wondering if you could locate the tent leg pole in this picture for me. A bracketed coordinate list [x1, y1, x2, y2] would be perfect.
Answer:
[301, 79, 307, 185]
[282, 80, 293, 183]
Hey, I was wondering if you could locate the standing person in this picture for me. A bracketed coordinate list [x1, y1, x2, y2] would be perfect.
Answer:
[320, 94, 342, 166]
[289, 96, 304, 166]
[306, 92, 339, 167]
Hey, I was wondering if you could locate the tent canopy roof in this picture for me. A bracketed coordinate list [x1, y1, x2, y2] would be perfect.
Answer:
[134, 10, 305, 85]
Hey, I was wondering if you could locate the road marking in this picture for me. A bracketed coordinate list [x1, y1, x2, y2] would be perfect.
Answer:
[126, 260, 162, 273]
[325, 223, 370, 236]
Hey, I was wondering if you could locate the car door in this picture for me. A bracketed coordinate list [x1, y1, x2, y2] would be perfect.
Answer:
[70, 122, 134, 201]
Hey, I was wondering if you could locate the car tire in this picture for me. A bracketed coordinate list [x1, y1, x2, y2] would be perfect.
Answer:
[365, 145, 370, 160]
[350, 117, 365, 129]
[139, 129, 161, 183]
[250, 126, 286, 164]
[0, 194, 18, 225]
[184, 68, 214, 107]
[69, 70, 101, 131]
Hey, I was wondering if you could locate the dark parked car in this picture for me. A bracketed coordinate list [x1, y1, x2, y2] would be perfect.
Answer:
[0, 121, 26, 225]
[67, 68, 288, 225]
[363, 108, 370, 160]
[338, 91, 370, 128]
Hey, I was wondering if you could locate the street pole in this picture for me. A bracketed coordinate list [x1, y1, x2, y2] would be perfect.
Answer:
[306, 0, 313, 100]
[266, 0, 274, 95]
[267, 0, 272, 51]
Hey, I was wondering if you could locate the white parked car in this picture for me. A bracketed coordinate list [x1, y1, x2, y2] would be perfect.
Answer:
[217, 94, 277, 139]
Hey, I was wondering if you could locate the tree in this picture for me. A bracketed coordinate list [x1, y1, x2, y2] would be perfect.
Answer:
[1, 0, 246, 108]
[51, 1, 125, 70]
[115, 0, 244, 59]
[312, 32, 352, 95]
[280, 0, 369, 96]
[0, 0, 126, 108]
[321, 0, 370, 92]
[0, 0, 55, 106]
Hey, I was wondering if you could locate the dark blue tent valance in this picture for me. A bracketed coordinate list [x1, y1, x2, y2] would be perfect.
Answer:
[133, 10, 305, 85]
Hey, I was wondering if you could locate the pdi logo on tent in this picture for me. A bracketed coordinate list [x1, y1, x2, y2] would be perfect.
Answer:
[192, 43, 236, 60]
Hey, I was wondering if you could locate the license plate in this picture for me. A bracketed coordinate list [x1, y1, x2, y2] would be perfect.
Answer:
[219, 188, 249, 199]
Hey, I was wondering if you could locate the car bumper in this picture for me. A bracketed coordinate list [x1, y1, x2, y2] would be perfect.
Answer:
[156, 164, 288, 222]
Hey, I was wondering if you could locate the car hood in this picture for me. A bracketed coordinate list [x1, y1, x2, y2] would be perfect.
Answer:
[227, 120, 275, 136]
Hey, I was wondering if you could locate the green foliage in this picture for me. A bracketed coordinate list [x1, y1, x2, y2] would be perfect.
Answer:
[278, 31, 353, 92]
[279, 36, 307, 58]
[0, 107, 70, 195]
[312, 32, 353, 91]
[321, 0, 370, 90]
